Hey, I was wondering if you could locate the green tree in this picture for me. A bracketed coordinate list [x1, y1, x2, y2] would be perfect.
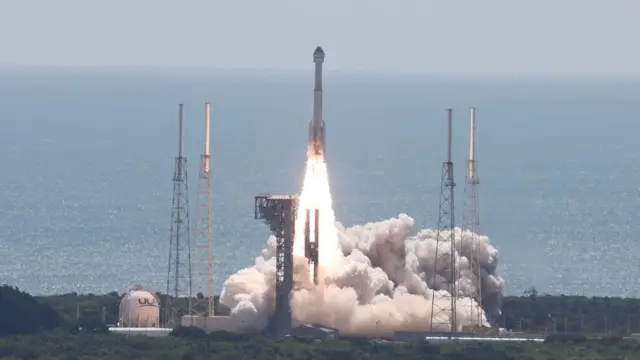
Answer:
[0, 285, 60, 337]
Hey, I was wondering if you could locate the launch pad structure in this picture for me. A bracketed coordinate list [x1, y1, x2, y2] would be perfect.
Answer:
[165, 104, 193, 327]
[463, 107, 484, 326]
[191, 103, 215, 318]
[159, 47, 495, 339]
[429, 109, 458, 334]
[254, 195, 298, 338]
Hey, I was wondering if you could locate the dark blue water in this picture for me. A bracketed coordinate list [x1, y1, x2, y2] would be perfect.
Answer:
[1, 69, 638, 297]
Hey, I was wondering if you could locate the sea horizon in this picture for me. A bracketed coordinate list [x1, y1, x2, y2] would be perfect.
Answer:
[1, 69, 638, 298]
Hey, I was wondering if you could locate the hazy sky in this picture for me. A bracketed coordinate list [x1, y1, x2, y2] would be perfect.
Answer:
[1, 0, 638, 75]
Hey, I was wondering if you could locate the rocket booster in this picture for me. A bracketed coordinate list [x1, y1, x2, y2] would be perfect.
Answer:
[308, 46, 326, 158]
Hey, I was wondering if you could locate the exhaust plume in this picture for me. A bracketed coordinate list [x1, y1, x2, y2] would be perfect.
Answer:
[220, 212, 505, 337]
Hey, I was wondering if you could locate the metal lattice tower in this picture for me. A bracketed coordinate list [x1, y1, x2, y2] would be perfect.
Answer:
[430, 109, 458, 334]
[164, 103, 193, 327]
[191, 103, 215, 318]
[254, 195, 298, 338]
[462, 107, 483, 326]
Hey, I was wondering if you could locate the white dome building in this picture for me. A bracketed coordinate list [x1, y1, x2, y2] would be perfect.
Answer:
[118, 285, 160, 328]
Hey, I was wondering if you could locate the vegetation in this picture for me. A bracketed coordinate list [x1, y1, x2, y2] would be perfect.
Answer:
[0, 285, 60, 336]
[1, 284, 640, 359]
[35, 291, 230, 327]
[0, 329, 639, 360]
[499, 288, 640, 335]
[35, 288, 640, 336]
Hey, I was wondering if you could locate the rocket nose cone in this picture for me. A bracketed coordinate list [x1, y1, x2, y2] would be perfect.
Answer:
[313, 46, 325, 62]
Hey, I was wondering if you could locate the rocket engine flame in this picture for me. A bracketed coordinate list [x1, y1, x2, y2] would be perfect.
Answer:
[294, 156, 340, 280]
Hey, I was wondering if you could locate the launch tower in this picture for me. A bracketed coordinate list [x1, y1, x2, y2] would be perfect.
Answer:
[164, 104, 193, 327]
[462, 107, 483, 325]
[254, 195, 298, 338]
[191, 103, 215, 318]
[429, 109, 459, 334]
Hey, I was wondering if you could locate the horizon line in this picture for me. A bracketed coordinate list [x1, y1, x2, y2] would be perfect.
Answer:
[0, 64, 638, 79]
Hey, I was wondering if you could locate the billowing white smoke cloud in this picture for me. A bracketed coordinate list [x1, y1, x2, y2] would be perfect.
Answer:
[220, 214, 505, 337]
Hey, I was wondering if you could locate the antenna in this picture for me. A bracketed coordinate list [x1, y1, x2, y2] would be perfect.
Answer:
[178, 104, 184, 158]
[204, 103, 211, 165]
[165, 103, 193, 327]
[430, 108, 458, 335]
[192, 102, 215, 318]
[448, 108, 453, 163]
[468, 107, 476, 179]
[463, 107, 484, 328]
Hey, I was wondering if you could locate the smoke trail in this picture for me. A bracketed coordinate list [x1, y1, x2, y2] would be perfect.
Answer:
[220, 213, 505, 336]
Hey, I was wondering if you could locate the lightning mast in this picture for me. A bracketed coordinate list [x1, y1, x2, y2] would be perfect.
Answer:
[191, 103, 215, 318]
[429, 109, 458, 334]
[164, 103, 193, 327]
[463, 107, 483, 326]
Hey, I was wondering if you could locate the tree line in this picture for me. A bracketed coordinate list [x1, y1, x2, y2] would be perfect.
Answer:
[498, 288, 640, 335]
[1, 285, 640, 359]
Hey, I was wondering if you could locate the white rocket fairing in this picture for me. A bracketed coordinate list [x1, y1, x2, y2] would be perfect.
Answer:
[308, 46, 326, 158]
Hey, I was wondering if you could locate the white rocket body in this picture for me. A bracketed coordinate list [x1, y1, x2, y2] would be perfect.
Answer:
[308, 46, 326, 159]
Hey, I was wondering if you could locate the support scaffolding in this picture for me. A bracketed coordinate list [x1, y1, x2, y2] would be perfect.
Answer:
[463, 107, 483, 326]
[429, 109, 458, 334]
[165, 104, 193, 327]
[191, 102, 215, 318]
[254, 195, 298, 338]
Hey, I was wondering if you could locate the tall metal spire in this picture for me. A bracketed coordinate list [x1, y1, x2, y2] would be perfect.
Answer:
[430, 109, 458, 334]
[463, 107, 483, 326]
[165, 103, 193, 327]
[192, 102, 215, 318]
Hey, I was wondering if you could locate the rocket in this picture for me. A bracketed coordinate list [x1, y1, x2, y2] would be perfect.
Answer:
[308, 46, 326, 159]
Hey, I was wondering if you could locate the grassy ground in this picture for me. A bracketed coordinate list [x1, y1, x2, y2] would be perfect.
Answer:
[1, 330, 640, 360]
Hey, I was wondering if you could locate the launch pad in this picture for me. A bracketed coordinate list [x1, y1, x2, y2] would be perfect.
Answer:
[167, 45, 497, 339]
[254, 195, 297, 338]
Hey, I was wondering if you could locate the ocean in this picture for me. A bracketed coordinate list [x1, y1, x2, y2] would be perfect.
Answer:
[0, 68, 638, 298]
